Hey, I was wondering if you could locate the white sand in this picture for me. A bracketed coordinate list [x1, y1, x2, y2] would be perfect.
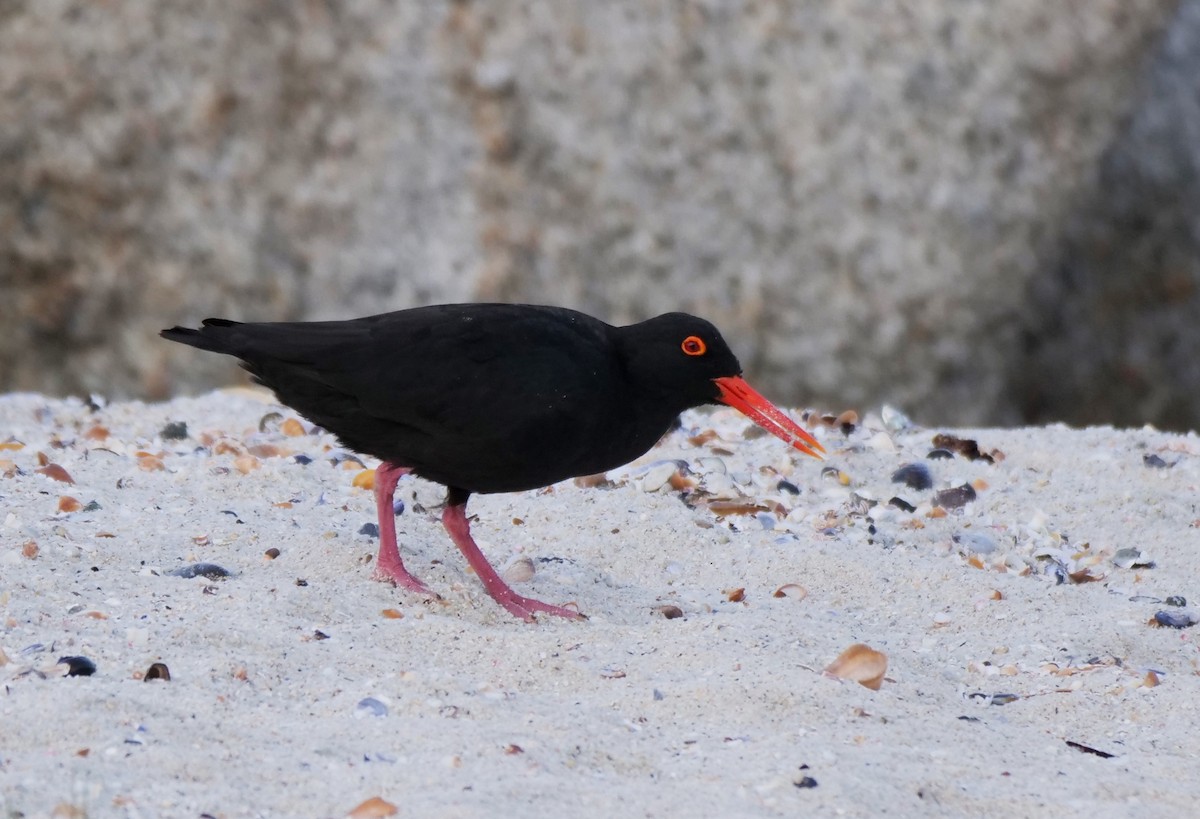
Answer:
[2, 391, 1198, 818]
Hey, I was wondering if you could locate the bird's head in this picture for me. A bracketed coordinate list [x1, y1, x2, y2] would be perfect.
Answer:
[620, 313, 824, 460]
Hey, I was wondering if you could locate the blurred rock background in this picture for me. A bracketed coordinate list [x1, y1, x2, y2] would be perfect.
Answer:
[2, 0, 1197, 429]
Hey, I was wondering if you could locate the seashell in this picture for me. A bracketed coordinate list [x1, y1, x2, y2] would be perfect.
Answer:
[931, 434, 995, 464]
[57, 496, 83, 513]
[669, 470, 698, 491]
[926, 448, 954, 460]
[258, 412, 284, 433]
[57, 656, 97, 677]
[21, 541, 38, 559]
[1151, 610, 1197, 629]
[359, 523, 379, 537]
[820, 466, 851, 486]
[280, 418, 306, 437]
[880, 405, 912, 433]
[144, 662, 171, 682]
[213, 440, 242, 456]
[1064, 740, 1115, 759]
[381, 608, 404, 619]
[1165, 595, 1187, 607]
[352, 469, 376, 489]
[573, 472, 612, 488]
[503, 556, 536, 584]
[1112, 548, 1154, 569]
[169, 563, 232, 580]
[772, 584, 808, 600]
[953, 532, 996, 555]
[707, 500, 770, 516]
[233, 455, 260, 474]
[934, 484, 976, 509]
[866, 431, 896, 453]
[36, 462, 74, 484]
[160, 421, 188, 440]
[640, 461, 679, 492]
[355, 697, 389, 718]
[889, 497, 916, 513]
[835, 409, 859, 426]
[654, 604, 684, 619]
[1142, 453, 1171, 469]
[968, 692, 1019, 705]
[725, 587, 746, 603]
[776, 479, 800, 495]
[824, 644, 888, 690]
[346, 796, 399, 818]
[701, 472, 739, 498]
[695, 457, 727, 475]
[138, 454, 166, 471]
[247, 443, 287, 458]
[0, 439, 25, 452]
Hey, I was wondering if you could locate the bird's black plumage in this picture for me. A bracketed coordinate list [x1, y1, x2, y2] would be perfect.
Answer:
[163, 304, 741, 493]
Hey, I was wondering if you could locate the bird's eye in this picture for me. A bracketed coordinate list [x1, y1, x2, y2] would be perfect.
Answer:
[681, 336, 707, 356]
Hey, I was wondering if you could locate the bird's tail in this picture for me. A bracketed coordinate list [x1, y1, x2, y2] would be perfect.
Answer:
[160, 319, 244, 355]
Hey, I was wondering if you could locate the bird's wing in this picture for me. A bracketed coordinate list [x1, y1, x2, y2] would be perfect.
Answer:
[221, 305, 620, 443]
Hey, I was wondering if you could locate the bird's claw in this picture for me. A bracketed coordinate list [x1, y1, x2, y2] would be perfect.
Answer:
[494, 593, 585, 622]
[372, 565, 436, 597]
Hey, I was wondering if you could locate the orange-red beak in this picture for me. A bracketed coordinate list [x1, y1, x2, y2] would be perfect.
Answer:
[714, 376, 824, 459]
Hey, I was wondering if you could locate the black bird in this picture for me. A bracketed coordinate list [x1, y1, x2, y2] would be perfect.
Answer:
[162, 303, 823, 620]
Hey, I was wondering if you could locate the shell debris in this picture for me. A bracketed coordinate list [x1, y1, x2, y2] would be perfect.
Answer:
[824, 644, 888, 690]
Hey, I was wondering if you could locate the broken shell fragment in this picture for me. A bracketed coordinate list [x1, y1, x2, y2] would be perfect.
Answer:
[931, 433, 995, 463]
[824, 644, 888, 690]
[772, 584, 808, 600]
[934, 484, 977, 509]
[346, 796, 399, 818]
[953, 532, 997, 555]
[57, 656, 97, 677]
[654, 604, 684, 619]
[144, 662, 171, 681]
[1152, 610, 1197, 629]
[1113, 548, 1154, 569]
[880, 404, 912, 433]
[36, 463, 74, 484]
[280, 418, 306, 437]
[169, 563, 233, 580]
[891, 463, 932, 491]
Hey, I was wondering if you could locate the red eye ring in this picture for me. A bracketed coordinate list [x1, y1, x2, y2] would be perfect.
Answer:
[681, 336, 707, 356]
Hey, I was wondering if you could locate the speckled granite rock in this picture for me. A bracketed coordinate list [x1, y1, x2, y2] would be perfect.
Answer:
[0, 1, 1180, 426]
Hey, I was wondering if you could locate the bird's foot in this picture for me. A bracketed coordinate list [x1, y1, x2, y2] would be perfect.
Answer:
[490, 590, 585, 622]
[372, 561, 436, 597]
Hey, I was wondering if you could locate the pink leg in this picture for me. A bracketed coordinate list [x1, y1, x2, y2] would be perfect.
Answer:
[372, 462, 433, 595]
[442, 489, 584, 622]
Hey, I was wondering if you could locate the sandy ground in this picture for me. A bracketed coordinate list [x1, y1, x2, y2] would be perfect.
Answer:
[1, 390, 1199, 818]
